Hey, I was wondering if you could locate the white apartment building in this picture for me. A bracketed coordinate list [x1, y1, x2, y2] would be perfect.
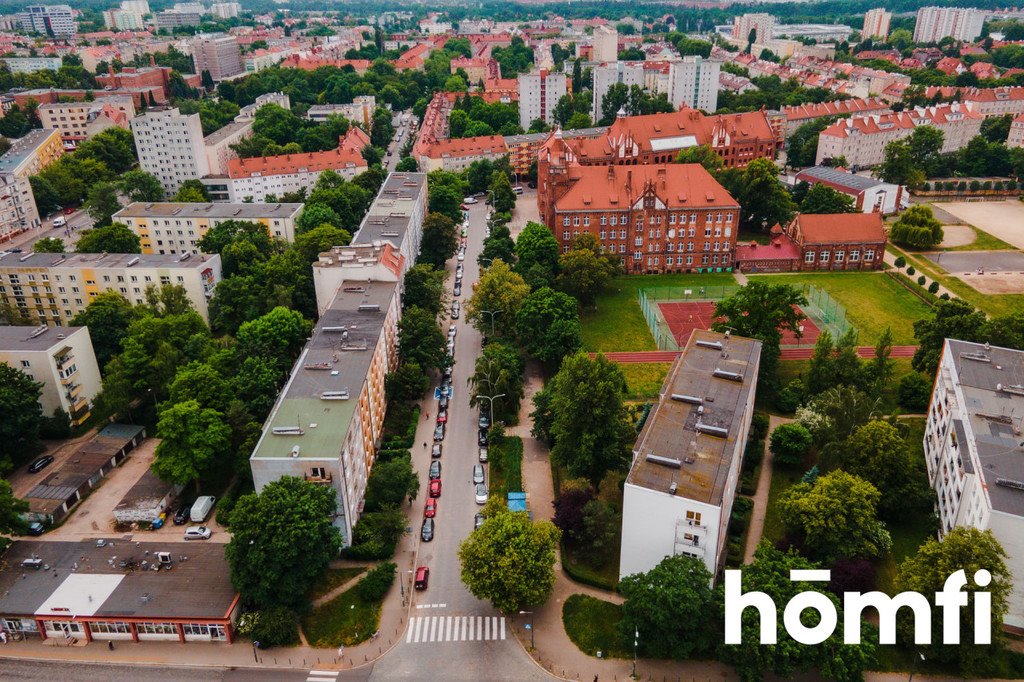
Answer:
[121, 0, 150, 15]
[306, 96, 376, 128]
[0, 128, 64, 179]
[236, 92, 291, 120]
[0, 173, 41, 245]
[732, 13, 775, 44]
[0, 251, 222, 324]
[210, 2, 241, 19]
[518, 69, 568, 130]
[620, 330, 761, 580]
[113, 202, 303, 254]
[862, 9, 892, 40]
[174, 2, 205, 13]
[924, 339, 1024, 628]
[591, 62, 644, 121]
[592, 24, 618, 63]
[668, 56, 720, 113]
[914, 7, 985, 43]
[18, 5, 76, 38]
[349, 172, 427, 280]
[37, 98, 135, 148]
[103, 9, 144, 30]
[202, 119, 252, 174]
[132, 108, 210, 196]
[0, 325, 101, 426]
[816, 102, 984, 168]
[1009, 113, 1024, 147]
[1, 57, 61, 73]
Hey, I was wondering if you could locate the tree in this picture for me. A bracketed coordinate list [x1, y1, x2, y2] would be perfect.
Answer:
[579, 499, 618, 552]
[675, 144, 724, 174]
[877, 138, 924, 187]
[466, 258, 530, 337]
[396, 156, 418, 172]
[363, 454, 419, 512]
[805, 330, 836, 394]
[619, 555, 716, 660]
[385, 361, 429, 402]
[166, 362, 231, 413]
[236, 307, 312, 373]
[458, 501, 560, 613]
[427, 171, 466, 222]
[0, 480, 28, 537]
[152, 400, 232, 492]
[799, 183, 856, 214]
[418, 211, 458, 268]
[479, 223, 516, 268]
[75, 128, 136, 174]
[226, 477, 343, 609]
[469, 342, 525, 423]
[779, 470, 891, 562]
[786, 117, 835, 168]
[0, 364, 44, 474]
[488, 170, 516, 214]
[233, 356, 281, 419]
[551, 484, 594, 540]
[84, 181, 122, 227]
[737, 158, 795, 230]
[29, 175, 60, 216]
[912, 298, 986, 375]
[516, 286, 581, 366]
[863, 326, 895, 392]
[118, 169, 164, 203]
[896, 528, 1011, 676]
[890, 205, 943, 249]
[981, 113, 1013, 143]
[370, 106, 395, 148]
[514, 221, 559, 286]
[898, 372, 933, 411]
[70, 291, 136, 368]
[720, 542, 876, 682]
[398, 305, 447, 372]
[556, 234, 617, 306]
[173, 179, 210, 203]
[549, 352, 633, 483]
[75, 222, 141, 254]
[769, 422, 813, 466]
[32, 236, 65, 253]
[713, 281, 806, 383]
[402, 264, 446, 315]
[296, 203, 342, 234]
[292, 224, 351, 263]
[798, 385, 882, 447]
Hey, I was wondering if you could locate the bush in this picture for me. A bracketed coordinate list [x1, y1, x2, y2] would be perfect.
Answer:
[894, 256, 906, 268]
[922, 182, 931, 191]
[982, 180, 992, 190]
[957, 181, 967, 191]
[828, 557, 877, 596]
[969, 180, 981, 192]
[907, 266, 915, 276]
[246, 606, 300, 648]
[354, 561, 397, 602]
[743, 439, 764, 471]
[749, 412, 770, 442]
[769, 422, 813, 467]
[917, 275, 926, 286]
[940, 292, 950, 300]
[775, 378, 804, 413]
[898, 372, 933, 411]
[928, 281, 940, 294]
[215, 487, 239, 527]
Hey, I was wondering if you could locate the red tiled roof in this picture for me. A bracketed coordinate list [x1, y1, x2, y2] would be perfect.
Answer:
[554, 163, 738, 212]
[227, 143, 366, 179]
[782, 98, 889, 123]
[735, 234, 802, 262]
[427, 135, 507, 159]
[791, 213, 885, 245]
[819, 102, 981, 139]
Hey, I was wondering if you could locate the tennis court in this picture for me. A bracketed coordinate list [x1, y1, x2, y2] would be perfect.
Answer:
[657, 301, 822, 348]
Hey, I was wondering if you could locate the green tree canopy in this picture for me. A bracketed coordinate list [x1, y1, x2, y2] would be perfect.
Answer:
[418, 211, 458, 268]
[737, 158, 795, 230]
[469, 341, 525, 423]
[76, 222, 141, 254]
[466, 258, 530, 337]
[514, 221, 560, 287]
[32, 236, 65, 253]
[152, 399, 232, 492]
[556, 233, 619, 306]
[889, 205, 943, 249]
[398, 305, 447, 372]
[70, 291, 137, 368]
[799, 183, 856, 214]
[515, 286, 581, 366]
[236, 306, 312, 373]
[0, 364, 44, 474]
[713, 281, 806, 383]
[118, 169, 165, 203]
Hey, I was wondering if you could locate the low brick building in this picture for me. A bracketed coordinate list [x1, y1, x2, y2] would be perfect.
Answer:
[735, 213, 886, 272]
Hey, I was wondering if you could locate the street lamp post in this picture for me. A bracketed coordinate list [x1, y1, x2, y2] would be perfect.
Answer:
[632, 627, 638, 679]
[518, 611, 534, 649]
[252, 640, 259, 663]
[477, 393, 505, 427]
[480, 309, 502, 336]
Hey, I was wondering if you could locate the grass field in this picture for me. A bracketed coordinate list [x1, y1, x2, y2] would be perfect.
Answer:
[751, 272, 932, 344]
[303, 583, 384, 648]
[489, 435, 523, 498]
[582, 273, 737, 352]
[308, 566, 367, 601]
[619, 362, 671, 400]
[945, 225, 1017, 252]
[562, 594, 630, 658]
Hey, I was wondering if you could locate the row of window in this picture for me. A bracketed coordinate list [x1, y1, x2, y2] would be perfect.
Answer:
[639, 254, 730, 266]
[4, 272, 177, 284]
[561, 212, 734, 228]
[803, 249, 874, 264]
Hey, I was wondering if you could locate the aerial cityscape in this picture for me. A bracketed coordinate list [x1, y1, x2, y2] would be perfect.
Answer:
[0, 0, 1023, 680]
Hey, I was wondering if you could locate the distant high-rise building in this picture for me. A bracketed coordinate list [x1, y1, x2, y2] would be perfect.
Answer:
[668, 56, 720, 113]
[592, 61, 644, 121]
[192, 33, 243, 81]
[732, 13, 775, 45]
[913, 7, 985, 43]
[518, 69, 567, 130]
[18, 5, 76, 38]
[862, 9, 892, 40]
[592, 24, 619, 63]
[120, 0, 150, 15]
[103, 8, 144, 30]
[210, 2, 241, 19]
[131, 107, 210, 196]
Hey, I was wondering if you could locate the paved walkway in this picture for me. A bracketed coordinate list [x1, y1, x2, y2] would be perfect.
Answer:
[590, 347, 917, 363]
[743, 415, 790, 563]
[883, 248, 956, 300]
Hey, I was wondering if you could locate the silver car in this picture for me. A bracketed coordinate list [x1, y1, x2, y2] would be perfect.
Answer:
[473, 464, 485, 485]
[475, 483, 488, 505]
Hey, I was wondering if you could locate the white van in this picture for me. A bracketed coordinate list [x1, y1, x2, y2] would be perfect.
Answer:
[52, 216, 66, 228]
[190, 495, 216, 523]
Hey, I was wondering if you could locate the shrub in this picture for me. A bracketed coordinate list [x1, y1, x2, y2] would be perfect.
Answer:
[922, 182, 931, 191]
[957, 181, 967, 191]
[917, 275, 926, 286]
[354, 561, 397, 602]
[982, 180, 992, 191]
[940, 292, 950, 300]
[743, 439, 764, 471]
[898, 372, 933, 411]
[828, 557, 877, 596]
[928, 281, 940, 294]
[969, 180, 981, 192]
[894, 256, 906, 268]
[907, 266, 915, 276]
[775, 378, 804, 414]
[246, 606, 300, 648]
[945, 181, 957, 191]
[215, 488, 239, 527]
[749, 412, 770, 442]
[769, 422, 814, 467]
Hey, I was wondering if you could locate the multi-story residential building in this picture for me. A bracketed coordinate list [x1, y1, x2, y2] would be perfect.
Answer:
[504, 127, 607, 176]
[794, 166, 904, 214]
[18, 5, 76, 38]
[732, 13, 775, 44]
[0, 129, 63, 178]
[1, 57, 61, 73]
[216, 127, 369, 202]
[734, 212, 886, 272]
[591, 61, 644, 121]
[518, 69, 567, 130]
[37, 99, 134, 150]
[778, 97, 890, 138]
[202, 119, 252, 174]
[244, 47, 294, 74]
[0, 173, 41, 244]
[543, 160, 741, 274]
[349, 172, 427, 278]
[668, 56, 720, 113]
[592, 24, 618, 63]
[131, 108, 210, 196]
[815, 102, 984, 168]
[97, 66, 201, 102]
[862, 9, 892, 39]
[113, 202, 303, 254]
[102, 8, 144, 31]
[1009, 112, 1024, 147]
[0, 251, 222, 324]
[305, 96, 376, 128]
[192, 33, 243, 81]
[210, 2, 241, 19]
[914, 7, 985, 43]
[449, 56, 492, 84]
[924, 339, 1024, 628]
[121, 0, 150, 14]
[620, 329, 761, 580]
[155, 10, 202, 30]
[236, 91, 290, 119]
[0, 325, 101, 426]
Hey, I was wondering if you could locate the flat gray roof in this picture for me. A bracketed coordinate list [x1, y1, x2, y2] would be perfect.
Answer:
[0, 129, 57, 173]
[203, 119, 252, 146]
[352, 172, 426, 248]
[797, 165, 889, 192]
[251, 279, 399, 461]
[627, 329, 761, 505]
[503, 126, 607, 146]
[0, 251, 218, 270]
[0, 324, 85, 352]
[114, 202, 303, 220]
[947, 339, 1024, 516]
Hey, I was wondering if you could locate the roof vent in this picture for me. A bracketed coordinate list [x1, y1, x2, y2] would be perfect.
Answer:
[996, 477, 1024, 491]
[998, 384, 1024, 398]
[272, 426, 304, 436]
[290, 445, 301, 458]
[713, 368, 743, 382]
[668, 482, 677, 494]
[960, 351, 991, 363]
[126, 256, 140, 267]
[320, 391, 350, 400]
[695, 421, 729, 438]
[695, 340, 723, 350]
[670, 394, 703, 405]
[645, 454, 682, 469]
[358, 304, 380, 312]
[322, 326, 348, 333]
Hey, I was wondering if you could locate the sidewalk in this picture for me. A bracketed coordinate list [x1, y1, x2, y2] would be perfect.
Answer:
[743, 415, 789, 563]
[882, 249, 955, 300]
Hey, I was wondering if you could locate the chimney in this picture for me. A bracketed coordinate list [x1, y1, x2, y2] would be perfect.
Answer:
[108, 64, 115, 78]
[149, 54, 156, 67]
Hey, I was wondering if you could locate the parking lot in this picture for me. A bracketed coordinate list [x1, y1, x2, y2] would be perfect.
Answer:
[926, 250, 1024, 294]
[939, 200, 1024, 250]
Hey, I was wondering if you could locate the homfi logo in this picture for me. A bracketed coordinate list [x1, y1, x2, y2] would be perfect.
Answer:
[724, 568, 993, 645]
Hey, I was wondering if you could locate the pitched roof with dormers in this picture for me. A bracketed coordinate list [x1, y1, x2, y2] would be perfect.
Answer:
[227, 139, 367, 179]
[553, 163, 739, 213]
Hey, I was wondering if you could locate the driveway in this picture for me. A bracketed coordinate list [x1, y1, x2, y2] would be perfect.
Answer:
[509, 189, 540, 239]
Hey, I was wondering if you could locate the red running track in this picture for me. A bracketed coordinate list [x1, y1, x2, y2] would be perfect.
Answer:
[589, 346, 917, 364]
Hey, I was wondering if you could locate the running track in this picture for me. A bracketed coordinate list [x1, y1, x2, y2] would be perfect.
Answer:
[589, 346, 918, 363]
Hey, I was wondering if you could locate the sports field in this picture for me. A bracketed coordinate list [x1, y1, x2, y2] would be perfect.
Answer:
[656, 301, 822, 348]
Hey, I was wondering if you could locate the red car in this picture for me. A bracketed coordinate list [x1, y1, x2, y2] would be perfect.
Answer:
[424, 498, 437, 518]
[436, 409, 448, 424]
[429, 479, 442, 498]
[415, 566, 429, 590]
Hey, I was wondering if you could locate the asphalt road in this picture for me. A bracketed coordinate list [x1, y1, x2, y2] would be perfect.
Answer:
[367, 200, 550, 681]
[0, 658, 374, 682]
[384, 110, 416, 173]
[4, 208, 92, 253]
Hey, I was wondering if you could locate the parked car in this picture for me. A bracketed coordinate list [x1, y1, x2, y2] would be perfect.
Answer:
[512, 186, 524, 195]
[446, 339, 455, 354]
[429, 460, 442, 480]
[429, 479, 442, 498]
[414, 566, 430, 590]
[479, 412, 490, 429]
[478, 428, 489, 446]
[472, 464, 485, 485]
[27, 522, 45, 536]
[184, 526, 212, 541]
[448, 325, 457, 338]
[173, 504, 191, 525]
[454, 284, 462, 297]
[460, 203, 469, 211]
[433, 423, 446, 441]
[190, 496, 216, 523]
[424, 498, 437, 518]
[52, 216, 66, 228]
[451, 304, 460, 320]
[431, 443, 442, 458]
[420, 518, 434, 542]
[463, 196, 478, 204]
[27, 455, 54, 474]
[474, 513, 485, 530]
[475, 483, 488, 505]
[439, 394, 449, 409]
[478, 447, 488, 463]
[437, 408, 448, 424]
[461, 227, 468, 237]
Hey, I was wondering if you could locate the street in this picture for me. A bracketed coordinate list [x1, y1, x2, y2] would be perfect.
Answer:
[0, 658, 373, 681]
[367, 200, 549, 681]
[2, 208, 92, 253]
[384, 110, 416, 173]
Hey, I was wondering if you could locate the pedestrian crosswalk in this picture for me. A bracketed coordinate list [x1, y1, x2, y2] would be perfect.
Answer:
[306, 670, 339, 682]
[405, 615, 506, 643]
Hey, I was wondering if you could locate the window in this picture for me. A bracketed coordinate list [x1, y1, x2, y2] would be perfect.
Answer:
[562, 217, 570, 226]
[686, 510, 702, 525]
[610, 216, 617, 226]
[634, 236, 643, 247]
[820, 250, 830, 262]
[633, 251, 642, 261]
[563, 230, 570, 239]
[600, 215, 607, 225]
[667, 256, 674, 265]
[805, 252, 815, 263]
[865, 250, 875, 261]
[669, 213, 676, 224]
[690, 213, 697, 224]
[716, 212, 723, 223]
[725, 227, 731, 237]
[726, 213, 733, 224]
[835, 250, 845, 262]
[704, 227, 711, 237]
[20, 360, 30, 368]
[702, 255, 709, 265]
[599, 230, 606, 240]
[686, 255, 693, 265]
[572, 216, 580, 226]
[850, 249, 860, 261]
[619, 244, 626, 253]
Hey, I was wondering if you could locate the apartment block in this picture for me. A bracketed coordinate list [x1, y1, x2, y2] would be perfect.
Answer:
[349, 171, 427, 280]
[0, 325, 101, 426]
[924, 339, 1024, 628]
[1009, 112, 1024, 148]
[518, 69, 567, 130]
[18, 5, 76, 38]
[1, 57, 61, 73]
[210, 2, 241, 19]
[0, 251, 222, 324]
[202, 119, 253, 174]
[0, 172, 41, 244]
[131, 108, 210, 196]
[0, 129, 64, 178]
[732, 13, 775, 44]
[914, 7, 985, 43]
[620, 329, 761, 580]
[155, 10, 201, 29]
[102, 9, 144, 31]
[305, 96, 376, 128]
[37, 98, 134, 149]
[592, 24, 618, 63]
[236, 92, 291, 120]
[192, 33, 244, 82]
[113, 202, 302, 254]
[862, 9, 892, 39]
[668, 56, 720, 113]
[120, 0, 150, 14]
[591, 61, 644, 121]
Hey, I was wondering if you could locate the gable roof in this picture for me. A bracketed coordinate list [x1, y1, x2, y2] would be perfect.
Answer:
[553, 163, 739, 212]
[791, 212, 885, 245]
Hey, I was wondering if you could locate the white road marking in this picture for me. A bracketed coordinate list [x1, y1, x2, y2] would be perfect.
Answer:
[404, 616, 507, 644]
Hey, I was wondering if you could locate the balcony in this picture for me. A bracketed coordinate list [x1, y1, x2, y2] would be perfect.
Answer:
[305, 472, 333, 484]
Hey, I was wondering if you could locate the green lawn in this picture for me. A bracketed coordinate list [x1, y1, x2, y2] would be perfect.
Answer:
[582, 273, 737, 352]
[619, 362, 671, 401]
[302, 585, 384, 648]
[945, 225, 1016, 252]
[751, 272, 932, 345]
[562, 539, 620, 591]
[562, 594, 630, 658]
[307, 566, 367, 601]
[489, 435, 523, 498]
[762, 464, 803, 545]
